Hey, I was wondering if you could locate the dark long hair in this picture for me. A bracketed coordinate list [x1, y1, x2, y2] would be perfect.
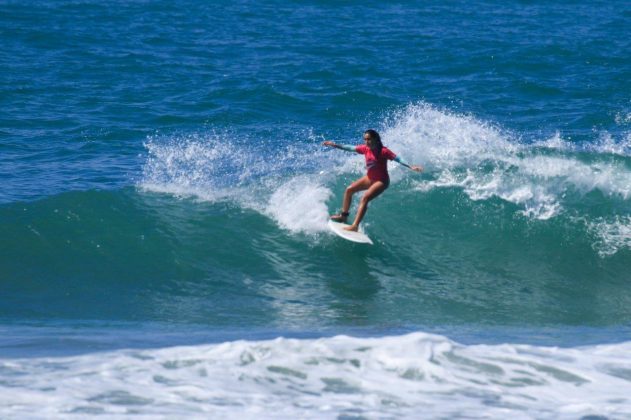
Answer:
[364, 129, 383, 155]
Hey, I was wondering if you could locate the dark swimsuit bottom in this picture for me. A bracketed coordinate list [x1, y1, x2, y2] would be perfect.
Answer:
[368, 176, 390, 188]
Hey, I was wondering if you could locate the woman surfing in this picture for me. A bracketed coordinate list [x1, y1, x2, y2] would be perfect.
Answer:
[323, 129, 423, 232]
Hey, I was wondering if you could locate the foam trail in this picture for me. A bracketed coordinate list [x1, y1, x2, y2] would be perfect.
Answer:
[1, 332, 630, 418]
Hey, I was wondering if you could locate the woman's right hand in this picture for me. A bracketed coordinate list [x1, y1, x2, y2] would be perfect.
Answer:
[322, 140, 335, 147]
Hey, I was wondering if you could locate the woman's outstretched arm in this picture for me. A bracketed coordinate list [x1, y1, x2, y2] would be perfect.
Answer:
[322, 141, 356, 152]
[394, 156, 423, 172]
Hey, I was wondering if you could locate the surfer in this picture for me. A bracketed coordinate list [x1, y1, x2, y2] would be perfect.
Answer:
[323, 129, 423, 232]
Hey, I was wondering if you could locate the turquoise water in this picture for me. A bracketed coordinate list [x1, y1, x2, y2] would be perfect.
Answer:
[1, 1, 631, 417]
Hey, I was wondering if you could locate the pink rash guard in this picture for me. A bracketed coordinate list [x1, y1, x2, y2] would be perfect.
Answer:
[355, 145, 397, 183]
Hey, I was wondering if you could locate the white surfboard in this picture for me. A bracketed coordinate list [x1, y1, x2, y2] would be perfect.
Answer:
[328, 220, 373, 245]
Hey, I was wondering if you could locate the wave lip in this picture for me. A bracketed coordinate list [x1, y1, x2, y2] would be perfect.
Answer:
[1, 332, 630, 418]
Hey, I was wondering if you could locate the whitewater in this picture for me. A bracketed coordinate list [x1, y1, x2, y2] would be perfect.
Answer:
[2, 332, 630, 418]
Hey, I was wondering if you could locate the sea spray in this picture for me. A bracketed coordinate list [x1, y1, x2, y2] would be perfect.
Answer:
[381, 103, 631, 221]
[266, 177, 332, 234]
[139, 103, 631, 255]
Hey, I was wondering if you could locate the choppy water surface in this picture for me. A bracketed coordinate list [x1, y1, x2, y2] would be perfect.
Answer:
[1, 0, 630, 417]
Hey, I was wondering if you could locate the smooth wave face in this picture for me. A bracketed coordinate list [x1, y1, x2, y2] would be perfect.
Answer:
[2, 332, 630, 418]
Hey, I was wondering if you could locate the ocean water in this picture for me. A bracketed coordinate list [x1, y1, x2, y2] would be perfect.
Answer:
[1, 0, 630, 417]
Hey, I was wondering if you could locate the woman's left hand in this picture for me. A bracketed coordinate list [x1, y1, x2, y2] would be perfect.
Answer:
[411, 165, 423, 172]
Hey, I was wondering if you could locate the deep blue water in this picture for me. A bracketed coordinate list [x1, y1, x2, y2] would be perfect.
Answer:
[1, 1, 631, 416]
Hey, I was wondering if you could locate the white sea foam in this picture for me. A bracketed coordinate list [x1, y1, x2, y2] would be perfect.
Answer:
[265, 176, 332, 234]
[141, 132, 247, 202]
[585, 131, 631, 156]
[380, 103, 631, 220]
[1, 332, 630, 418]
[615, 111, 631, 125]
[587, 216, 631, 257]
[535, 131, 573, 151]
[535, 129, 631, 157]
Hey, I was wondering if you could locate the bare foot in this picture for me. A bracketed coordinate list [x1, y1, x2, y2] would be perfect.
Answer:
[330, 214, 348, 223]
[343, 225, 358, 232]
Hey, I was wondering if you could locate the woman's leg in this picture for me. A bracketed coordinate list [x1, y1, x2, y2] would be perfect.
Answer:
[344, 180, 388, 231]
[331, 176, 371, 222]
